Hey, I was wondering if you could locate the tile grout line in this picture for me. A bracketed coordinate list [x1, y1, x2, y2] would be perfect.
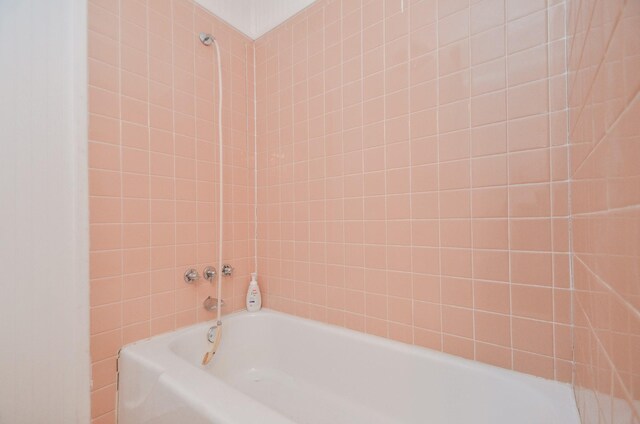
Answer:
[407, 0, 414, 345]
[435, 0, 444, 354]
[169, 0, 176, 333]
[467, 0, 476, 362]
[546, 0, 557, 381]
[504, 0, 514, 371]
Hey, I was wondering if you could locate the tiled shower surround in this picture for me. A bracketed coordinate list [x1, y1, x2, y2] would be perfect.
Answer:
[87, 0, 255, 421]
[256, 0, 572, 382]
[87, 0, 640, 422]
[567, 0, 640, 422]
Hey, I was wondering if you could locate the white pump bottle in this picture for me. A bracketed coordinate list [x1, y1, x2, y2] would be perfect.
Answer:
[246, 272, 262, 312]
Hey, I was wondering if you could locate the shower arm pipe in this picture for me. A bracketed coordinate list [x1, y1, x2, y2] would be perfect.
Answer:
[213, 37, 223, 328]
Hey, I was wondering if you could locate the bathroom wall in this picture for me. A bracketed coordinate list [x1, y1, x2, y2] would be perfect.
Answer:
[87, 0, 255, 421]
[255, 0, 573, 381]
[85, 0, 640, 421]
[0, 1, 90, 423]
[567, 0, 640, 421]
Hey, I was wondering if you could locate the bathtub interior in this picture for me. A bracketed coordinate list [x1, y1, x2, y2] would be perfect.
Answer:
[163, 310, 578, 424]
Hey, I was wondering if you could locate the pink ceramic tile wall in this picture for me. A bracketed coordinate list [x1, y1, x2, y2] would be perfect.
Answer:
[87, 0, 255, 421]
[567, 0, 640, 421]
[87, 0, 640, 421]
[255, 0, 573, 382]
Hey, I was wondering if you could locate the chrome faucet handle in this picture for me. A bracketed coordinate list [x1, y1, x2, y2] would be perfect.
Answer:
[184, 268, 200, 284]
[221, 264, 233, 276]
[203, 266, 217, 282]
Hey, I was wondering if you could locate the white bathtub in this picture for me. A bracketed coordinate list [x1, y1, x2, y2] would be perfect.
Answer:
[118, 309, 579, 424]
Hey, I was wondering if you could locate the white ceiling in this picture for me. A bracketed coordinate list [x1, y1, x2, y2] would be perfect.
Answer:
[195, 0, 317, 40]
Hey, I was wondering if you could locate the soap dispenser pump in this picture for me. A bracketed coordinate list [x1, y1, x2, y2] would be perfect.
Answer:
[246, 272, 261, 312]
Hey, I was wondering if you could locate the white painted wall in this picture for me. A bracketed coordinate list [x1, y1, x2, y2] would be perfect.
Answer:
[195, 0, 317, 39]
[0, 0, 91, 423]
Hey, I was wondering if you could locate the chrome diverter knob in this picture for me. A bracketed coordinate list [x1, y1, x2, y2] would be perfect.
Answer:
[184, 268, 200, 284]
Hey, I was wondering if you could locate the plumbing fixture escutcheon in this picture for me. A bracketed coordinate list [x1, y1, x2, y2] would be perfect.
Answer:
[184, 268, 200, 284]
[203, 266, 217, 282]
[203, 296, 225, 311]
[221, 264, 233, 276]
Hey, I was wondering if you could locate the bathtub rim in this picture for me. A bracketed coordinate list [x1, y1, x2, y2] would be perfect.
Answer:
[120, 308, 570, 388]
[117, 308, 579, 424]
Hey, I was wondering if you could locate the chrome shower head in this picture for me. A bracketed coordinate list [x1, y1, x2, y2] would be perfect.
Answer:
[199, 32, 214, 46]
